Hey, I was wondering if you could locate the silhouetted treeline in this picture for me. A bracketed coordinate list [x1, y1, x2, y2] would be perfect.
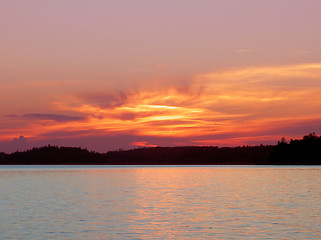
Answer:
[0, 146, 106, 165]
[105, 145, 274, 165]
[1, 134, 321, 165]
[270, 133, 321, 164]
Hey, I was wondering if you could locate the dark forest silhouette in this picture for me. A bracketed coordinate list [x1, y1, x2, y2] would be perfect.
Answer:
[0, 134, 321, 165]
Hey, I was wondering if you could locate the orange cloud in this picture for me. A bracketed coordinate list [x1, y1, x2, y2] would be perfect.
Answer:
[2, 63, 321, 147]
[132, 141, 158, 147]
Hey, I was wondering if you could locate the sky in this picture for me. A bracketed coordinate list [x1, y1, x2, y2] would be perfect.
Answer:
[1, 0, 321, 153]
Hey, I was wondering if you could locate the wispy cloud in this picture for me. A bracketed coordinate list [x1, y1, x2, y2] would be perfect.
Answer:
[2, 63, 321, 147]
[78, 92, 127, 109]
[7, 113, 86, 122]
[235, 49, 255, 53]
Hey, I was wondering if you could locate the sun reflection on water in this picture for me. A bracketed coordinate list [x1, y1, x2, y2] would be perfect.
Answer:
[1, 166, 321, 239]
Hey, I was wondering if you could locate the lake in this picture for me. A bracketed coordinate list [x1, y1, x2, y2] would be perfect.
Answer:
[1, 165, 321, 239]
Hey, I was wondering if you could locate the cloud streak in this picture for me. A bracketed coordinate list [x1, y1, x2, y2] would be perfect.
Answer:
[7, 113, 86, 122]
[24, 113, 86, 122]
[78, 92, 127, 109]
[2, 63, 321, 149]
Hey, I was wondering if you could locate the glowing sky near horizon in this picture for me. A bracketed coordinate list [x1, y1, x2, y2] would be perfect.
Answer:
[1, 0, 321, 153]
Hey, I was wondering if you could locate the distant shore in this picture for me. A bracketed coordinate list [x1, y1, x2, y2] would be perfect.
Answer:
[1, 133, 320, 165]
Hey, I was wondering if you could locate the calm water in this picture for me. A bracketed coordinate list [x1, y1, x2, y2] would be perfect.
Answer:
[1, 165, 321, 239]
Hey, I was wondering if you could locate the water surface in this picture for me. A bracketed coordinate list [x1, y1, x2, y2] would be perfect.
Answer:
[1, 165, 321, 239]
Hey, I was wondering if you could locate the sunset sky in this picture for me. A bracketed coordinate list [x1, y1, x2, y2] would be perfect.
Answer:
[1, 0, 321, 153]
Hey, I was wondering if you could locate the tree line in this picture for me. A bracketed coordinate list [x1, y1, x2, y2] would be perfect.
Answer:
[0, 134, 321, 165]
